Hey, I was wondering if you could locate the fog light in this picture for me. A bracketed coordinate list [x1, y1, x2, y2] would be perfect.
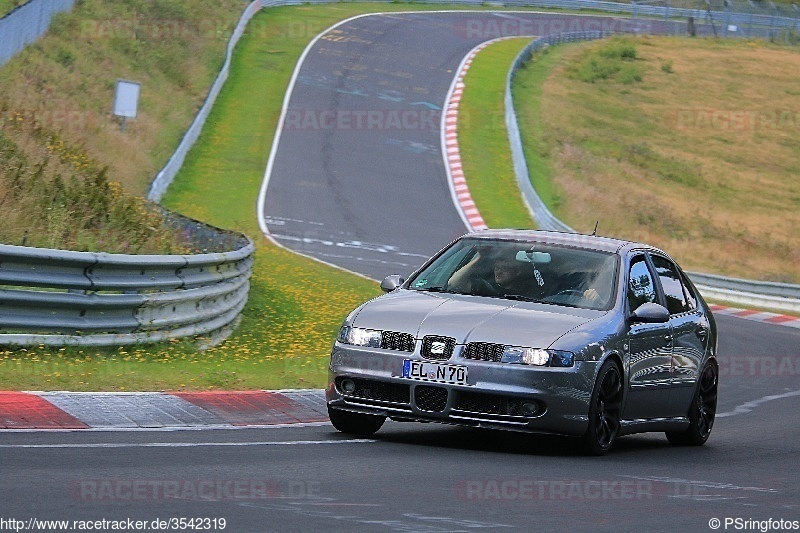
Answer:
[520, 402, 539, 416]
[341, 379, 356, 394]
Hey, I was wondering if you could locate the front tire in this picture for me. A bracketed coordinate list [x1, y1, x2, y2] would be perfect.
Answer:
[328, 407, 385, 436]
[582, 359, 623, 456]
[666, 360, 718, 446]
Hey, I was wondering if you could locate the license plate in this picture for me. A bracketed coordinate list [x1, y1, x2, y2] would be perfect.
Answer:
[402, 360, 468, 385]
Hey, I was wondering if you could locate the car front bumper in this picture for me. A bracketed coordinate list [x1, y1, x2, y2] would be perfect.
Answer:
[326, 343, 598, 437]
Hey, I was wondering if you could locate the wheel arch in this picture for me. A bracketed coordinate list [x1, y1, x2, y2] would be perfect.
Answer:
[598, 351, 626, 403]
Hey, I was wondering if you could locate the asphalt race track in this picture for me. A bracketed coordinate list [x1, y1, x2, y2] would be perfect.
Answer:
[259, 11, 693, 280]
[3, 314, 800, 532]
[3, 10, 799, 533]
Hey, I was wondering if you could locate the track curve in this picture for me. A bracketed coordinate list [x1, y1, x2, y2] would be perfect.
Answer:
[259, 11, 668, 280]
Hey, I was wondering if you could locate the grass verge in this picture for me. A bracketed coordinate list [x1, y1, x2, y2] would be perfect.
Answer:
[457, 38, 534, 229]
[512, 36, 799, 284]
[0, 0, 24, 17]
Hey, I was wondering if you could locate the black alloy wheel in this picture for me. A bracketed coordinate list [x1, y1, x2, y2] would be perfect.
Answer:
[666, 360, 718, 446]
[583, 360, 623, 455]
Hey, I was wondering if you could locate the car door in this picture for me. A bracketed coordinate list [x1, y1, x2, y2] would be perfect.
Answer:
[649, 254, 709, 412]
[623, 254, 675, 420]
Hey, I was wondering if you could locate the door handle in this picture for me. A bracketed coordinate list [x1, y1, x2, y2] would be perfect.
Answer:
[696, 328, 707, 340]
[664, 334, 673, 343]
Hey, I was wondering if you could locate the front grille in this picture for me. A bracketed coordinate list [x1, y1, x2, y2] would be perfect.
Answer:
[381, 331, 415, 352]
[464, 342, 505, 362]
[414, 385, 448, 412]
[421, 336, 456, 360]
[339, 378, 410, 405]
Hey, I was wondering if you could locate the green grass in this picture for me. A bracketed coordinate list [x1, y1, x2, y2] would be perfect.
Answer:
[568, 37, 643, 83]
[511, 36, 800, 283]
[0, 0, 246, 197]
[0, 0, 25, 17]
[457, 38, 534, 229]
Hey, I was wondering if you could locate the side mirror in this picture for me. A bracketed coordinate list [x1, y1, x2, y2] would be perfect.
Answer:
[380, 275, 405, 293]
[631, 302, 670, 324]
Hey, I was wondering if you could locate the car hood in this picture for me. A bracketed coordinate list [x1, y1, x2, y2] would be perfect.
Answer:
[351, 289, 602, 349]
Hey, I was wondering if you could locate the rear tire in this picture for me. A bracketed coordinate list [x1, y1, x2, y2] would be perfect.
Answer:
[328, 407, 385, 436]
[582, 359, 623, 456]
[666, 360, 718, 446]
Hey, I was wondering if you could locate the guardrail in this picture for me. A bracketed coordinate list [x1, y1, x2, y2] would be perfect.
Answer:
[0, 0, 75, 67]
[505, 31, 800, 313]
[684, 272, 800, 313]
[147, 0, 265, 202]
[0, 213, 254, 346]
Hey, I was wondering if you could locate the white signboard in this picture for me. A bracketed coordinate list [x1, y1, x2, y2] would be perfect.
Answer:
[113, 79, 140, 119]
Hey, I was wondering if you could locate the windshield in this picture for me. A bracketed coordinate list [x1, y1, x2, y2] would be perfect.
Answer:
[408, 238, 619, 311]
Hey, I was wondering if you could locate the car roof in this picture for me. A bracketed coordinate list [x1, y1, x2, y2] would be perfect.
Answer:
[462, 229, 665, 256]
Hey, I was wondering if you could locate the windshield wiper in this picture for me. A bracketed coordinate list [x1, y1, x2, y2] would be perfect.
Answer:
[417, 286, 460, 294]
[502, 293, 542, 302]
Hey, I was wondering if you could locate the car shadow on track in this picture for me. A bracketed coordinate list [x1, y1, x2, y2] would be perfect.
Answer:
[356, 422, 676, 457]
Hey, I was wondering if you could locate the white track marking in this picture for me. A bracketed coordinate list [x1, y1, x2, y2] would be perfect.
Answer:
[0, 438, 376, 449]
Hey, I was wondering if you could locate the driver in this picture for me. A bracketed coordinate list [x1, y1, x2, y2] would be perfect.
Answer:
[491, 255, 539, 297]
[448, 250, 543, 298]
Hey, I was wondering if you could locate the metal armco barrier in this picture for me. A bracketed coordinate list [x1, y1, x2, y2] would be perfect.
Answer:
[0, 0, 75, 67]
[0, 216, 254, 347]
[685, 272, 800, 313]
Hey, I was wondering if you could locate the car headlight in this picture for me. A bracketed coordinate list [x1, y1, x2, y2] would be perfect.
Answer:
[500, 347, 574, 367]
[338, 326, 382, 348]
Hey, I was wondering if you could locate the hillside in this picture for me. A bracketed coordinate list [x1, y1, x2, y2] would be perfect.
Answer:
[514, 36, 800, 283]
[0, 0, 244, 251]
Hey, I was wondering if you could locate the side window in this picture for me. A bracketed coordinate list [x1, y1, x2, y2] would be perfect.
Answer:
[680, 272, 697, 311]
[414, 245, 474, 288]
[628, 256, 656, 311]
[651, 255, 689, 315]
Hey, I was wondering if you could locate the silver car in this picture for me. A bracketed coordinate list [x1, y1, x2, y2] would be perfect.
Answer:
[326, 230, 718, 454]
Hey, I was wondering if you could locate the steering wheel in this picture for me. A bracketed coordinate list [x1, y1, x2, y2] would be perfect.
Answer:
[469, 276, 497, 296]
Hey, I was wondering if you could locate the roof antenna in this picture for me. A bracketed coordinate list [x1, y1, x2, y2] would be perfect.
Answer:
[591, 221, 599, 237]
